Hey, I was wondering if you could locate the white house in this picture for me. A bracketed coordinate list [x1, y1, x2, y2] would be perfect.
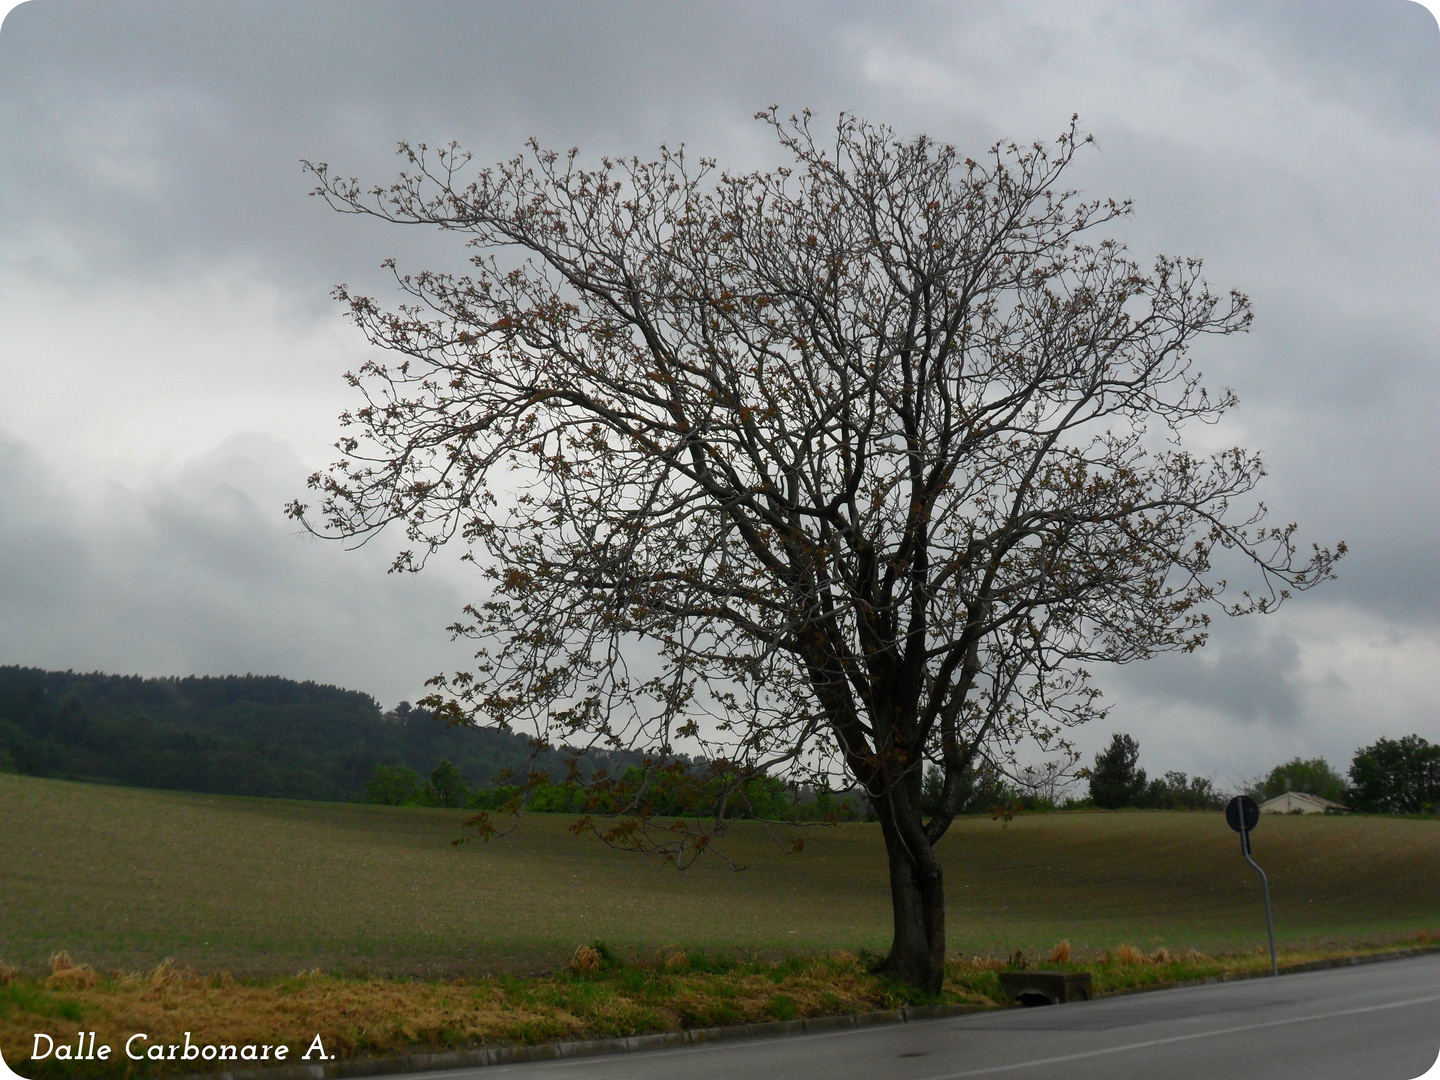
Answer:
[1259, 791, 1349, 814]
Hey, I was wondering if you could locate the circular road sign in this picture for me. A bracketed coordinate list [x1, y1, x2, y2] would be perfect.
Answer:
[1226, 794, 1260, 833]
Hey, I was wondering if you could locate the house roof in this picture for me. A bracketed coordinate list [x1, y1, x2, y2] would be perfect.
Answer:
[1259, 791, 1350, 811]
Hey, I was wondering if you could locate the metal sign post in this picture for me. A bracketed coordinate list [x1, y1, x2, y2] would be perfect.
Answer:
[1226, 795, 1277, 976]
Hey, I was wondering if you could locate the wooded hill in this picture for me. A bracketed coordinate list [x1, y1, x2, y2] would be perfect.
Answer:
[0, 666, 636, 802]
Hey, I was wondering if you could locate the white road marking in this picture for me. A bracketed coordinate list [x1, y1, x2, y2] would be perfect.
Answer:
[914, 993, 1440, 1079]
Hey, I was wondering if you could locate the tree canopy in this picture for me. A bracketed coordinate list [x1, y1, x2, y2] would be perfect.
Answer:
[1088, 732, 1147, 809]
[1260, 756, 1349, 804]
[1348, 735, 1439, 814]
[294, 111, 1340, 989]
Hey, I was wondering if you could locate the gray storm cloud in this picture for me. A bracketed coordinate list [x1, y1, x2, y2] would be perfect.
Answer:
[0, 0, 1434, 774]
[1120, 624, 1307, 728]
[0, 427, 471, 705]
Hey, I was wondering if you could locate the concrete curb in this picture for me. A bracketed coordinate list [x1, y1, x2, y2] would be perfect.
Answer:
[184, 944, 1440, 1080]
[184, 1003, 991, 1080]
[1092, 943, 1440, 999]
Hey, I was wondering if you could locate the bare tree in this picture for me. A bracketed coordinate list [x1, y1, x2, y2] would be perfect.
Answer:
[291, 111, 1341, 991]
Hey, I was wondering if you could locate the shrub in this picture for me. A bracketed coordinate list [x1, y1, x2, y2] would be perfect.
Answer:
[364, 764, 420, 805]
[424, 760, 469, 808]
[1136, 771, 1225, 810]
[467, 783, 521, 811]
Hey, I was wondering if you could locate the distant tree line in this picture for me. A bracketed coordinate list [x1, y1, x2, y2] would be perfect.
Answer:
[0, 666, 638, 802]
[373, 730, 1436, 821]
[1083, 731, 1439, 815]
[363, 759, 870, 821]
[915, 762, 1070, 817]
[1256, 736, 1438, 815]
[366, 752, 1102, 821]
[6, 666, 1430, 817]
[1084, 733, 1226, 810]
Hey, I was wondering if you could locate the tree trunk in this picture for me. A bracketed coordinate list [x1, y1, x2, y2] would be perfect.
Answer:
[877, 812, 947, 993]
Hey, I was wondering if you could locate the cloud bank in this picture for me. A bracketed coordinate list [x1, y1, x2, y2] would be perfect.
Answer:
[0, 0, 1434, 776]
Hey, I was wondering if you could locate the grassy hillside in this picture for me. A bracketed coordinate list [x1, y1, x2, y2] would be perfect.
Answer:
[2, 773, 1436, 976]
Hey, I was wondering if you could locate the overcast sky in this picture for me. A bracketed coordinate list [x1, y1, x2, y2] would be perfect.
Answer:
[0, 0, 1435, 786]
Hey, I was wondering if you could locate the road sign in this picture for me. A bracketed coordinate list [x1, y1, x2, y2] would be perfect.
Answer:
[1226, 794, 1260, 833]
[1225, 794, 1277, 975]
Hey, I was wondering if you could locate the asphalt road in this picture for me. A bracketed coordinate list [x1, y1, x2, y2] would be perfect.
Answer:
[420, 954, 1440, 1080]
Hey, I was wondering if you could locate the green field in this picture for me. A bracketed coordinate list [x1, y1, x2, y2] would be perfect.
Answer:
[2, 773, 1436, 976]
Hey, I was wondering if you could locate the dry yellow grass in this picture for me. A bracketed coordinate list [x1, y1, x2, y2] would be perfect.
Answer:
[2, 953, 1001, 1079]
[45, 954, 100, 992]
[569, 945, 601, 974]
[1116, 943, 1145, 966]
[6, 938, 1438, 1080]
